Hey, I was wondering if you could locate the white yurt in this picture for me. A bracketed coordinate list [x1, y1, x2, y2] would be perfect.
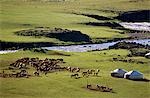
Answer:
[145, 52, 150, 59]
[111, 68, 127, 78]
[124, 70, 144, 80]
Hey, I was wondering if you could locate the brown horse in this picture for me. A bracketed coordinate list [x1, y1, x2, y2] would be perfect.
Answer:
[82, 71, 89, 77]
[94, 69, 100, 76]
[34, 72, 39, 76]
[71, 73, 79, 78]
[87, 84, 92, 89]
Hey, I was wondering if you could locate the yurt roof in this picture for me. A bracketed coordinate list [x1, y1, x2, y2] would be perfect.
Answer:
[127, 70, 143, 76]
[113, 68, 127, 73]
[145, 52, 150, 56]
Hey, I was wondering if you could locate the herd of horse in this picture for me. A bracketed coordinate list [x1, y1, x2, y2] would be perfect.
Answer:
[70, 69, 100, 79]
[0, 57, 64, 78]
[0, 57, 113, 93]
[0, 57, 100, 78]
[87, 84, 113, 92]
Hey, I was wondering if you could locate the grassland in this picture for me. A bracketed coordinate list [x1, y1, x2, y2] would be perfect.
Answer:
[1, 0, 150, 44]
[1, 0, 150, 98]
[0, 49, 150, 98]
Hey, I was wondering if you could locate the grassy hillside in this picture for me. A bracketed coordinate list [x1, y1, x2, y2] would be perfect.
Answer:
[1, 0, 149, 44]
[0, 49, 150, 98]
[0, 0, 150, 98]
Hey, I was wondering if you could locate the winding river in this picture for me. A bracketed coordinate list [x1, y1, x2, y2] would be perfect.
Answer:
[1, 22, 150, 54]
[0, 39, 149, 54]
[42, 39, 150, 52]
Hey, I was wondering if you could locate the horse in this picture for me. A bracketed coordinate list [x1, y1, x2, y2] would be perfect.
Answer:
[34, 71, 39, 76]
[71, 73, 79, 78]
[94, 69, 100, 76]
[87, 84, 92, 89]
[82, 71, 89, 77]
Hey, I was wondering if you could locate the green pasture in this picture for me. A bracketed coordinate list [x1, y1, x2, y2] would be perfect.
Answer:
[1, 0, 150, 43]
[1, 0, 150, 98]
[0, 49, 150, 98]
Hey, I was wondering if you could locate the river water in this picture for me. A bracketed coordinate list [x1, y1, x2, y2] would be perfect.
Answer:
[119, 22, 150, 31]
[42, 39, 150, 52]
[1, 22, 150, 54]
[0, 50, 19, 54]
[0, 39, 149, 54]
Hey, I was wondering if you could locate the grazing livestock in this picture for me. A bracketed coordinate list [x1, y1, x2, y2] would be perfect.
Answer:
[34, 72, 39, 76]
[3, 57, 88, 79]
[97, 85, 113, 92]
[16, 70, 28, 78]
[87, 84, 92, 89]
[0, 70, 29, 78]
[66, 66, 80, 73]
[86, 84, 113, 93]
[86, 69, 100, 76]
[87, 69, 94, 74]
[71, 73, 79, 78]
[66, 66, 72, 72]
[72, 67, 80, 73]
[94, 69, 100, 76]
[4, 57, 65, 78]
[82, 71, 89, 77]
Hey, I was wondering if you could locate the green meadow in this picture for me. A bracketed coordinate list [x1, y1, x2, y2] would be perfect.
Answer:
[1, 0, 149, 43]
[0, 49, 150, 98]
[0, 0, 150, 98]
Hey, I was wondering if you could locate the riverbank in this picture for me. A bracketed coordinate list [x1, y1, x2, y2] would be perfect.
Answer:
[1, 0, 150, 98]
[1, 39, 149, 54]
[42, 39, 150, 52]
[0, 37, 128, 50]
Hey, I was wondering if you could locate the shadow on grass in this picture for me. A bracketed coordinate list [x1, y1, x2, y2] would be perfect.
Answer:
[128, 78, 150, 82]
[116, 10, 150, 22]
[73, 13, 113, 20]
[0, 41, 54, 50]
[82, 86, 116, 94]
[15, 28, 92, 43]
[112, 76, 150, 82]
[78, 22, 124, 30]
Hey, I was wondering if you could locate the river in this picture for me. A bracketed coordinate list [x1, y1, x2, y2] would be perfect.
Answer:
[0, 39, 149, 54]
[1, 22, 150, 54]
[42, 39, 150, 52]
